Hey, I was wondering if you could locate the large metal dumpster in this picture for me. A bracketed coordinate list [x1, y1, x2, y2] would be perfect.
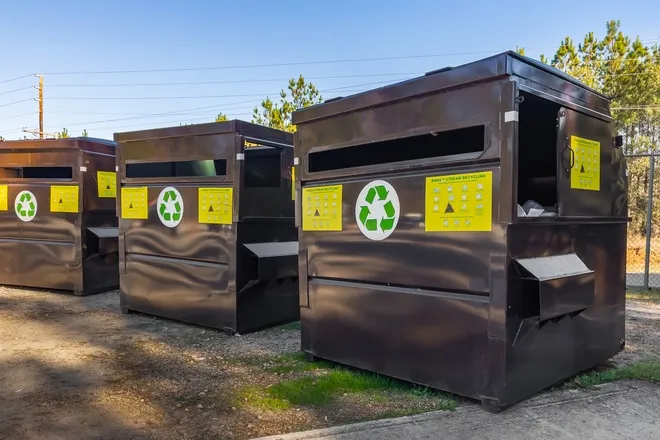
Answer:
[114, 120, 299, 334]
[292, 51, 628, 411]
[0, 137, 119, 295]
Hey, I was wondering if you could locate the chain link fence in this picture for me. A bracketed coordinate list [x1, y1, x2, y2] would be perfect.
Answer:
[625, 153, 660, 289]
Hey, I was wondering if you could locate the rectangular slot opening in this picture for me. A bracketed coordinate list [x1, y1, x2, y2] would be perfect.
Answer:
[244, 147, 281, 187]
[516, 92, 560, 217]
[126, 159, 227, 178]
[0, 166, 73, 180]
[308, 125, 485, 173]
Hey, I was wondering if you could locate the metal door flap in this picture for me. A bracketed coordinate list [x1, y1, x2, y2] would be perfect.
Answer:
[514, 253, 592, 281]
[243, 241, 298, 258]
[86, 227, 119, 238]
[513, 253, 595, 322]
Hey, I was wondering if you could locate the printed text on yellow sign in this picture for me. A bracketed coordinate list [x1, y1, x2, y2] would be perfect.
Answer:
[198, 187, 233, 225]
[121, 187, 149, 219]
[50, 186, 79, 213]
[302, 185, 343, 231]
[570, 135, 600, 191]
[97, 171, 117, 198]
[425, 171, 493, 232]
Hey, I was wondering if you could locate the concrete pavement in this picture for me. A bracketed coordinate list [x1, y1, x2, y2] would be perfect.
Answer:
[253, 381, 660, 440]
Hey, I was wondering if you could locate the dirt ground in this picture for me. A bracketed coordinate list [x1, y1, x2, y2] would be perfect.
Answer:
[0, 287, 658, 440]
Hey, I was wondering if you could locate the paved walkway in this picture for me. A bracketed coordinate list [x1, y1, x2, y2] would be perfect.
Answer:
[254, 381, 660, 440]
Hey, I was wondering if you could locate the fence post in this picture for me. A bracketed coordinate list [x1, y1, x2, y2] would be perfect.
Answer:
[643, 153, 655, 289]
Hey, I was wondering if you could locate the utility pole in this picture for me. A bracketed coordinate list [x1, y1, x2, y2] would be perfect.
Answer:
[37, 74, 44, 139]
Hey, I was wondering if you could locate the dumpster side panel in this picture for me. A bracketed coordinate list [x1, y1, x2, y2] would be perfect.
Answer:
[81, 151, 119, 295]
[501, 221, 626, 407]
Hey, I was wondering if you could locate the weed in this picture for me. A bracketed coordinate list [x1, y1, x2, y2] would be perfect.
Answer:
[627, 289, 660, 302]
[566, 360, 660, 388]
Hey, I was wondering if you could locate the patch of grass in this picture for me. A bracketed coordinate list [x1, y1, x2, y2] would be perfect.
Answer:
[627, 289, 660, 302]
[264, 352, 333, 374]
[277, 321, 301, 331]
[565, 360, 660, 388]
[243, 358, 458, 413]
[239, 386, 291, 410]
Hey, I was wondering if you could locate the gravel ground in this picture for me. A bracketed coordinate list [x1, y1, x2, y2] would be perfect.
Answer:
[0, 287, 657, 440]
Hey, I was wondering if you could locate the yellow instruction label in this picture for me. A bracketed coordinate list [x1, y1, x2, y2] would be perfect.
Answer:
[198, 187, 233, 225]
[425, 171, 493, 232]
[50, 185, 79, 213]
[0, 185, 7, 211]
[302, 185, 342, 231]
[121, 187, 148, 219]
[97, 171, 117, 198]
[291, 166, 295, 200]
[570, 135, 600, 191]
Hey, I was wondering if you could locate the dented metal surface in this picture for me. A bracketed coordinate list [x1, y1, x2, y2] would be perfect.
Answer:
[115, 120, 299, 334]
[0, 137, 119, 295]
[293, 51, 627, 411]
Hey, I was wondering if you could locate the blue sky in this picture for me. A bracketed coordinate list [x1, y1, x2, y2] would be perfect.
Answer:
[0, 0, 658, 140]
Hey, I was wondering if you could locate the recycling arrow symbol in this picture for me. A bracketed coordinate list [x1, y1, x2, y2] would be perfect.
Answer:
[355, 180, 400, 241]
[15, 190, 38, 222]
[157, 186, 184, 228]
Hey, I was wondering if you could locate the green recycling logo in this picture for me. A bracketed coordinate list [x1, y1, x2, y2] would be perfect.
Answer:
[355, 180, 400, 241]
[157, 186, 184, 228]
[15, 190, 38, 222]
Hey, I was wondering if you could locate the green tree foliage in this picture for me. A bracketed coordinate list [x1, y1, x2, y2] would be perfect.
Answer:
[82, 129, 88, 137]
[520, 20, 660, 236]
[215, 113, 229, 122]
[0, 136, 4, 141]
[252, 75, 323, 132]
[56, 128, 70, 139]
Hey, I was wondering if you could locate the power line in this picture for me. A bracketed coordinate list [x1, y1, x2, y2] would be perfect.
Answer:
[37, 49, 541, 75]
[0, 74, 34, 85]
[36, 79, 404, 130]
[0, 99, 33, 109]
[0, 112, 34, 122]
[46, 72, 422, 88]
[37, 78, 407, 101]
[0, 86, 34, 97]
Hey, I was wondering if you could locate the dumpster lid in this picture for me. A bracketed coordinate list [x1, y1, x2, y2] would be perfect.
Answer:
[243, 241, 298, 258]
[87, 227, 119, 238]
[514, 253, 592, 281]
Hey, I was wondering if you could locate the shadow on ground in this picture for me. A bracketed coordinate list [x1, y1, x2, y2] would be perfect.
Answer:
[0, 288, 300, 440]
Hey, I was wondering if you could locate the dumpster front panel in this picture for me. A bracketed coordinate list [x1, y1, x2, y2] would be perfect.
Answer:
[302, 280, 490, 399]
[0, 149, 82, 291]
[302, 166, 503, 294]
[117, 122, 297, 332]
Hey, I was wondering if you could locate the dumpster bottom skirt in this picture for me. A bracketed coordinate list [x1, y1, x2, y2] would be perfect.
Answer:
[301, 279, 490, 400]
[0, 239, 80, 292]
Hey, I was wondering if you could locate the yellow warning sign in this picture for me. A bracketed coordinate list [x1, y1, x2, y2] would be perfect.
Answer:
[198, 187, 233, 225]
[570, 135, 600, 191]
[302, 185, 342, 231]
[50, 186, 79, 213]
[425, 171, 493, 232]
[291, 166, 296, 200]
[97, 171, 117, 198]
[0, 185, 7, 211]
[121, 187, 148, 219]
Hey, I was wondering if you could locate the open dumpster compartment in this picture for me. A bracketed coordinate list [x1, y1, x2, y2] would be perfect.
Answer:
[0, 137, 119, 295]
[292, 51, 628, 411]
[114, 120, 299, 334]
